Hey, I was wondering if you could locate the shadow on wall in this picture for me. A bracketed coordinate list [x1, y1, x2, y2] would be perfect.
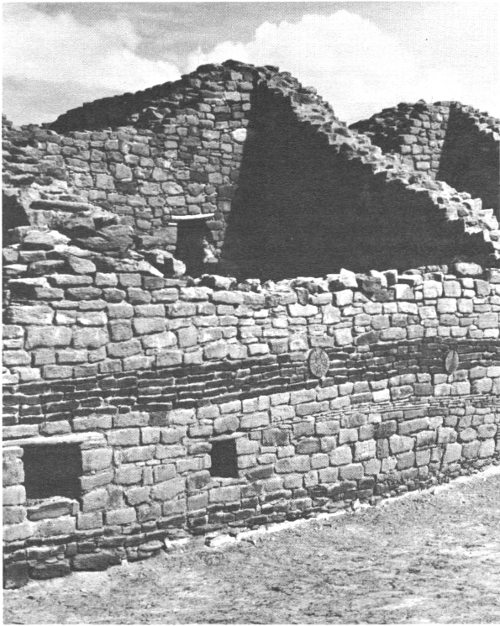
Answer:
[438, 106, 499, 215]
[220, 88, 485, 281]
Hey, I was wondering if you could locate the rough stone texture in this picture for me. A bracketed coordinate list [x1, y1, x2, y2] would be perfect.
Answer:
[2, 60, 500, 588]
[3, 63, 500, 280]
[351, 101, 499, 216]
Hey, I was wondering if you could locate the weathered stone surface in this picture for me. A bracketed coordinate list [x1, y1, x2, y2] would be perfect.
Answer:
[72, 552, 120, 571]
[30, 560, 71, 579]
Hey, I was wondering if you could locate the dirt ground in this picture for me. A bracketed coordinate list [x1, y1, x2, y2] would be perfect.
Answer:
[4, 467, 500, 624]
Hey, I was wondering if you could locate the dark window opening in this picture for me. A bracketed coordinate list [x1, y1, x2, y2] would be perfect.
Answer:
[175, 221, 209, 277]
[2, 193, 30, 244]
[210, 439, 238, 478]
[23, 444, 82, 500]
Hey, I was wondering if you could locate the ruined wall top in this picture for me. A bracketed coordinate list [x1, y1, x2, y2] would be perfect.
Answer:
[3, 61, 500, 283]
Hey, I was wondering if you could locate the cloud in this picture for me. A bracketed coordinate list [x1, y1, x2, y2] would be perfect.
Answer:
[3, 5, 497, 126]
[184, 9, 484, 123]
[3, 76, 118, 127]
[3, 4, 181, 124]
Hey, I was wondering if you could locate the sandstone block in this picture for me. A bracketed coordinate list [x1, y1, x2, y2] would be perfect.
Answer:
[204, 340, 228, 359]
[332, 288, 354, 308]
[396, 451, 415, 469]
[339, 463, 364, 480]
[354, 440, 376, 461]
[115, 466, 142, 485]
[214, 415, 239, 434]
[153, 464, 177, 482]
[389, 434, 414, 454]
[334, 328, 353, 346]
[82, 448, 113, 472]
[76, 512, 103, 530]
[338, 428, 358, 444]
[240, 412, 269, 429]
[422, 280, 443, 298]
[275, 456, 311, 473]
[478, 424, 497, 439]
[108, 428, 140, 447]
[35, 516, 76, 537]
[296, 438, 320, 454]
[437, 298, 457, 313]
[77, 311, 107, 326]
[288, 303, 318, 317]
[96, 273, 119, 287]
[105, 507, 136, 525]
[3, 521, 33, 542]
[26, 326, 72, 349]
[290, 389, 316, 405]
[209, 485, 241, 503]
[156, 350, 183, 367]
[107, 339, 141, 358]
[380, 327, 406, 341]
[72, 552, 120, 571]
[107, 303, 134, 319]
[477, 313, 498, 329]
[443, 442, 462, 463]
[3, 506, 26, 525]
[3, 485, 26, 506]
[73, 327, 109, 349]
[151, 477, 185, 501]
[330, 445, 352, 466]
[3, 455, 24, 487]
[479, 438, 495, 458]
[3, 350, 31, 366]
[168, 408, 195, 425]
[120, 446, 155, 463]
[133, 317, 166, 335]
[81, 488, 110, 512]
[262, 429, 289, 447]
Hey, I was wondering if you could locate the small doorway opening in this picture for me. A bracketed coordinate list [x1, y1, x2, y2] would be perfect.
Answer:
[23, 443, 82, 500]
[175, 220, 210, 277]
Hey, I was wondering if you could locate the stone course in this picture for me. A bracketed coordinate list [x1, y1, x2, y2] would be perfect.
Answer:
[2, 60, 500, 587]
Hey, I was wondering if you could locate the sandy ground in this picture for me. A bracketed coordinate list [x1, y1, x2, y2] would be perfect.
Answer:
[4, 466, 500, 624]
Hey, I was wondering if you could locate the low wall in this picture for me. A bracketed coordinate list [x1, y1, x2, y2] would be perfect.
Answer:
[3, 262, 500, 586]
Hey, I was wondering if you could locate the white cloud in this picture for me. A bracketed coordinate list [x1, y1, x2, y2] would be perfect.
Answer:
[3, 5, 497, 126]
[185, 9, 487, 123]
[3, 4, 180, 95]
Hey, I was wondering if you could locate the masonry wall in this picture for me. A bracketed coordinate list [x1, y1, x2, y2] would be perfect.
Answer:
[4, 65, 500, 280]
[3, 262, 500, 586]
[222, 87, 496, 279]
[3, 66, 257, 268]
[3, 61, 500, 588]
[439, 105, 500, 214]
[351, 102, 500, 215]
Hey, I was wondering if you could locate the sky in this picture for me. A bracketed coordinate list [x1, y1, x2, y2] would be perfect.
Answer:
[2, 1, 499, 126]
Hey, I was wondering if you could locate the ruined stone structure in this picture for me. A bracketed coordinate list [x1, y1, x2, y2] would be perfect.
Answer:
[3, 61, 500, 588]
[351, 101, 500, 218]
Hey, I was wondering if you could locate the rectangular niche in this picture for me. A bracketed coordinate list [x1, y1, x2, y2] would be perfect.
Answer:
[23, 443, 82, 501]
[210, 438, 239, 478]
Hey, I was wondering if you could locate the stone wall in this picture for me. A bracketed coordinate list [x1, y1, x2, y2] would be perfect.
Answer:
[3, 258, 500, 586]
[4, 63, 500, 280]
[350, 102, 500, 216]
[3, 60, 500, 588]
